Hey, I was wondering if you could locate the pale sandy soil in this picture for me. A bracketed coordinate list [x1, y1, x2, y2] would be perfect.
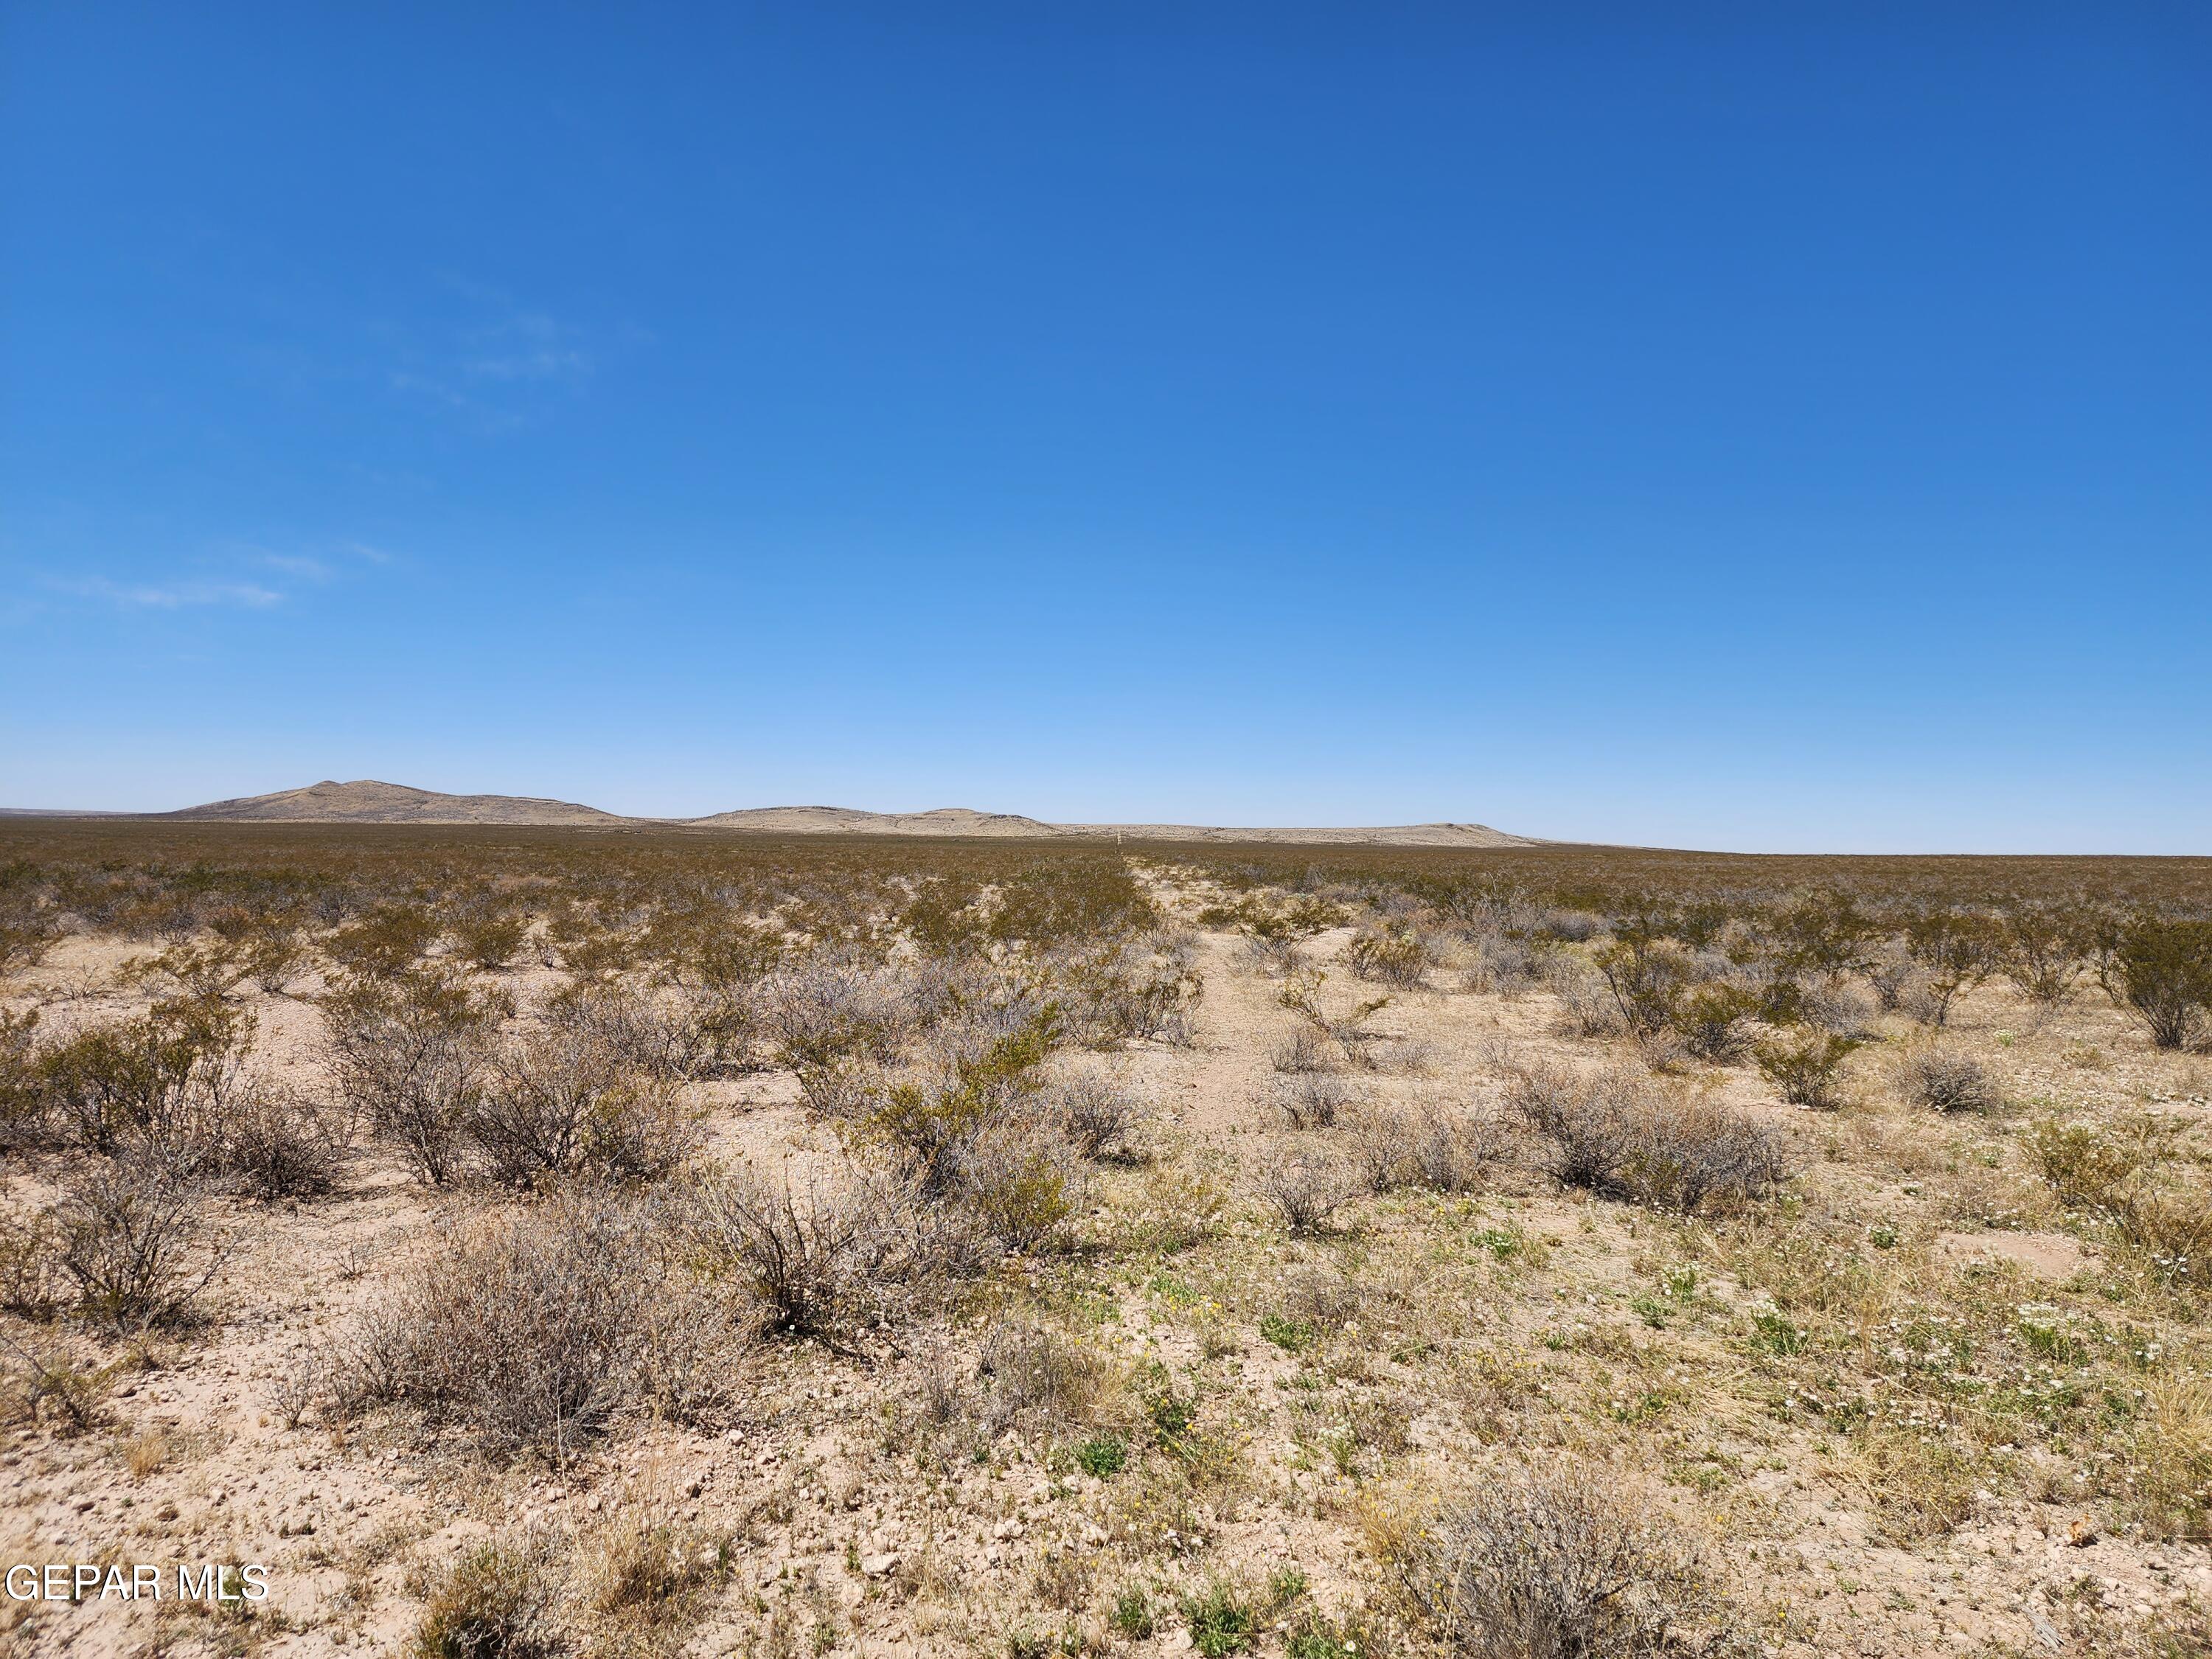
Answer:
[1, 884, 2208, 1658]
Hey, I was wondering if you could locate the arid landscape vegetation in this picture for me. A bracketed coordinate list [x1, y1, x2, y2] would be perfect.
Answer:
[2, 818, 2209, 1658]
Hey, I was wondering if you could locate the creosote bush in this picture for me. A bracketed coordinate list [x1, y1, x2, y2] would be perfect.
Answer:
[1754, 1030, 1860, 1109]
[2102, 917, 2212, 1051]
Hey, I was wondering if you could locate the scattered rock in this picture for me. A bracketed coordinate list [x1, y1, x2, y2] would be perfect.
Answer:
[860, 1552, 900, 1577]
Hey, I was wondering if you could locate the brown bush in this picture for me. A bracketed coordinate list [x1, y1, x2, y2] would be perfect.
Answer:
[680, 1158, 978, 1340]
[1503, 1062, 1787, 1211]
[217, 1082, 347, 1199]
[1397, 1461, 1715, 1658]
[1349, 1100, 1506, 1194]
[1272, 1071, 1361, 1130]
[338, 1192, 737, 1459]
[1893, 1046, 1996, 1113]
[46, 1151, 234, 1332]
[1048, 1068, 1146, 1162]
[471, 1023, 696, 1188]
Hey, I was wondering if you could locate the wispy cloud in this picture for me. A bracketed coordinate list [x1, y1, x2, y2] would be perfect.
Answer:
[58, 576, 284, 609]
[391, 287, 601, 428]
[38, 538, 397, 616]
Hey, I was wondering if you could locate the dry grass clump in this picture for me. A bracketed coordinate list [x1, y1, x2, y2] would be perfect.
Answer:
[972, 1318, 1119, 1442]
[1255, 1147, 1358, 1235]
[334, 1192, 739, 1459]
[1503, 1062, 1787, 1212]
[1394, 1461, 1717, 1658]
[408, 1536, 561, 1659]
[1892, 1046, 1997, 1113]
[1270, 1071, 1362, 1130]
[2027, 1114, 2212, 1287]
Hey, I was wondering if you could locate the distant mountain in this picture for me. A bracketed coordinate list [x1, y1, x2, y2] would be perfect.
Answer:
[166, 779, 630, 826]
[33, 779, 1537, 846]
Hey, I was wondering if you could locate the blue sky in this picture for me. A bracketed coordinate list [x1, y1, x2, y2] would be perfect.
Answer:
[3, 3, 2206, 852]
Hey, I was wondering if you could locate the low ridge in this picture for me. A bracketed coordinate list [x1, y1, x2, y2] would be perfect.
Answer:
[64, 780, 1540, 845]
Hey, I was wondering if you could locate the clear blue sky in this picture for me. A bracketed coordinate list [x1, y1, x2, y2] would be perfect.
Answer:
[4, 4, 2206, 852]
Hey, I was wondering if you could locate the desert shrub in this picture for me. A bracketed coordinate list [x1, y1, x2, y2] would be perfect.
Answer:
[1669, 983, 1761, 1062]
[323, 968, 506, 1183]
[1998, 902, 2088, 1007]
[1893, 1047, 1995, 1113]
[955, 1113, 1082, 1251]
[1457, 928, 1543, 995]
[975, 1319, 1114, 1440]
[325, 904, 441, 980]
[1347, 925, 1429, 988]
[2102, 917, 2212, 1050]
[1591, 933, 1694, 1043]
[1903, 908, 2000, 1027]
[1049, 1069, 1145, 1162]
[1503, 1062, 1786, 1211]
[1753, 1030, 1860, 1108]
[1054, 933, 1203, 1047]
[35, 996, 250, 1155]
[0, 1008, 42, 1149]
[762, 954, 921, 1071]
[447, 904, 529, 973]
[1397, 1461, 1714, 1657]
[218, 1082, 346, 1199]
[47, 1152, 233, 1332]
[1862, 942, 1921, 1013]
[1545, 962, 1625, 1039]
[0, 891, 61, 978]
[1794, 975, 1878, 1037]
[1275, 967, 1394, 1068]
[1273, 1071, 1360, 1130]
[1350, 1099, 1506, 1194]
[471, 1023, 695, 1188]
[864, 1009, 1060, 1197]
[341, 1192, 735, 1458]
[681, 1158, 975, 1338]
[409, 1537, 562, 1659]
[1271, 1027, 1337, 1075]
[1256, 1148, 1357, 1235]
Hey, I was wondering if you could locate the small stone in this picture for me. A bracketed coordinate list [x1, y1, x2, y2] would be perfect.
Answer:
[685, 1477, 703, 1498]
[587, 1492, 604, 1513]
[860, 1552, 900, 1577]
